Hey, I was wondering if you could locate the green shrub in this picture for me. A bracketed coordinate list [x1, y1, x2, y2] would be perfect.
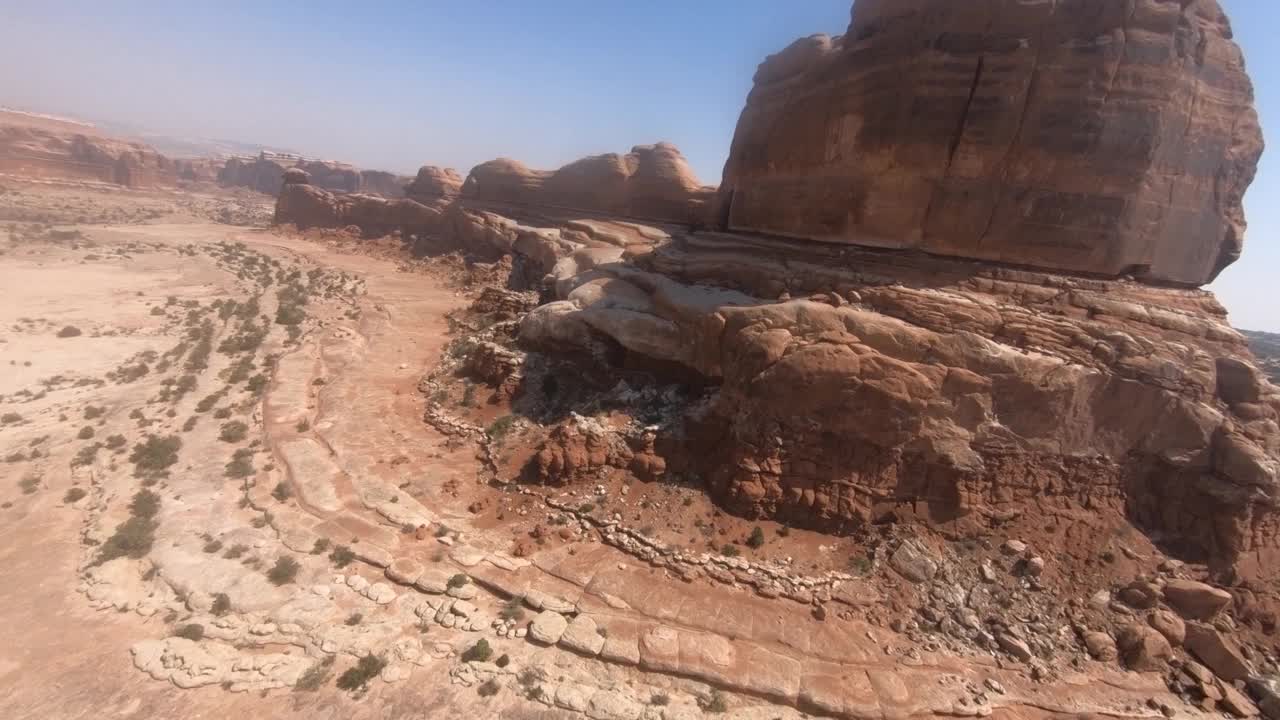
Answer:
[720, 544, 740, 558]
[447, 573, 469, 589]
[747, 526, 766, 549]
[56, 325, 83, 338]
[266, 556, 300, 585]
[97, 516, 157, 563]
[294, 655, 335, 692]
[129, 489, 161, 519]
[461, 638, 492, 663]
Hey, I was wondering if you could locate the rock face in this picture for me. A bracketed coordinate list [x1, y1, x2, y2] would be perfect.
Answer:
[716, 0, 1264, 286]
[273, 176, 443, 236]
[462, 143, 715, 224]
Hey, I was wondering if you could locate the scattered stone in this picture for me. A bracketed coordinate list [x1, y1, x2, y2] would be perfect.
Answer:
[1024, 556, 1045, 577]
[997, 634, 1033, 662]
[1119, 580, 1161, 610]
[1002, 540, 1028, 556]
[559, 615, 605, 656]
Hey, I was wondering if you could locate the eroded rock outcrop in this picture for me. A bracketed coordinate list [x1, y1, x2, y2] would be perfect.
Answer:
[463, 143, 714, 224]
[222, 154, 410, 197]
[406, 165, 464, 202]
[716, 0, 1264, 285]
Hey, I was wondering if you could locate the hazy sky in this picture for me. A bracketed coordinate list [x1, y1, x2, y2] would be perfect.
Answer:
[1, 1, 1275, 331]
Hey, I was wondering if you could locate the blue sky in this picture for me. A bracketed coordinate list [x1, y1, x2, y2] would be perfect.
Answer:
[0, 1, 1275, 331]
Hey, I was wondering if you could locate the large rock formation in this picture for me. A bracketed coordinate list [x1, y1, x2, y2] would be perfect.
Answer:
[221, 154, 411, 197]
[716, 0, 1264, 286]
[273, 171, 442, 237]
[463, 143, 715, 224]
[0, 110, 190, 188]
[405, 165, 464, 202]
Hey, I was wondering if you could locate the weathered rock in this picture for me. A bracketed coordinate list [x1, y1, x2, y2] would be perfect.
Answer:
[462, 143, 713, 225]
[559, 615, 606, 657]
[529, 610, 569, 645]
[386, 558, 424, 586]
[1246, 675, 1280, 719]
[406, 165, 463, 202]
[1163, 579, 1233, 620]
[889, 541, 938, 583]
[1084, 631, 1118, 662]
[1117, 624, 1173, 672]
[717, 0, 1263, 286]
[1148, 609, 1187, 647]
[1119, 581, 1162, 610]
[996, 634, 1032, 662]
[1185, 622, 1253, 682]
[414, 568, 450, 595]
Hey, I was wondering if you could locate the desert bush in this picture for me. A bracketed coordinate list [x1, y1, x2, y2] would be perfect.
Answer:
[77, 425, 95, 440]
[129, 435, 182, 474]
[1, 412, 22, 424]
[329, 545, 356, 568]
[72, 443, 101, 467]
[447, 573, 469, 589]
[266, 556, 300, 585]
[18, 474, 39, 493]
[335, 654, 386, 692]
[104, 434, 127, 450]
[63, 486, 87, 503]
[174, 623, 204, 641]
[477, 679, 500, 697]
[97, 516, 157, 563]
[219, 421, 248, 443]
[495, 654, 510, 668]
[211, 592, 231, 616]
[461, 638, 492, 663]
[129, 489, 161, 519]
[56, 325, 82, 338]
[650, 692, 670, 706]
[271, 482, 292, 502]
[83, 405, 104, 420]
[295, 419, 310, 432]
[5, 451, 26, 464]
[747, 526, 766, 549]
[311, 537, 330, 554]
[701, 690, 728, 713]
[721, 544, 740, 558]
[203, 539, 223, 553]
[487, 415, 516, 443]
[223, 543, 249, 559]
[224, 448, 254, 478]
[345, 612, 363, 626]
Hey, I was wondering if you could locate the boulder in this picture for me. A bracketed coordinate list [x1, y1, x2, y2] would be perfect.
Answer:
[559, 615, 606, 657]
[1148, 609, 1187, 647]
[1116, 624, 1173, 672]
[1119, 581, 1161, 610]
[1164, 579, 1233, 620]
[386, 558, 423, 586]
[1185, 622, 1253, 682]
[1084, 631, 1118, 662]
[889, 541, 938, 583]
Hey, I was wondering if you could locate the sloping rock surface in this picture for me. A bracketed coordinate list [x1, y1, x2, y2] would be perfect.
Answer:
[716, 0, 1263, 285]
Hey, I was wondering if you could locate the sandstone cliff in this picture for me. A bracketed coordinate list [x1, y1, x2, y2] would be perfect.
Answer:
[716, 0, 1264, 286]
[462, 143, 715, 225]
[220, 155, 411, 197]
[405, 165, 464, 202]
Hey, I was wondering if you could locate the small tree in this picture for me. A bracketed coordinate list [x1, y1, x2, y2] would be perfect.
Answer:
[747, 526, 766, 549]
[461, 638, 492, 663]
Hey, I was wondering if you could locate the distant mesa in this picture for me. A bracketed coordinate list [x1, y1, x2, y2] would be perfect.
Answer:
[218, 152, 412, 198]
[715, 0, 1264, 287]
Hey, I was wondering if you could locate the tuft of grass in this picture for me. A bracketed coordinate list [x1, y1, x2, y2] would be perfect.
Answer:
[294, 655, 336, 692]
[266, 556, 300, 585]
[650, 692, 670, 706]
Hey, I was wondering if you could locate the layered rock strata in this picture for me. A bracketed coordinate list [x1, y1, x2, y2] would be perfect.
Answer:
[462, 143, 715, 225]
[0, 111, 196, 188]
[716, 0, 1264, 285]
[221, 154, 410, 197]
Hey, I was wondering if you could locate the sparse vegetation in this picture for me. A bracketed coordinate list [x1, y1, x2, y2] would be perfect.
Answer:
[461, 638, 492, 663]
[203, 539, 223, 553]
[211, 592, 232, 616]
[224, 447, 254, 478]
[295, 419, 310, 432]
[77, 425, 95, 440]
[495, 654, 510, 668]
[174, 623, 204, 641]
[266, 556, 300, 585]
[335, 654, 386, 692]
[294, 655, 336, 692]
[105, 434, 127, 450]
[447, 573, 469, 589]
[72, 443, 102, 467]
[223, 543, 250, 559]
[129, 434, 182, 475]
[345, 612, 363, 626]
[56, 325, 83, 338]
[477, 678, 500, 697]
[500, 596, 526, 622]
[747, 526, 766, 549]
[271, 481, 292, 502]
[18, 474, 40, 494]
[701, 690, 728, 713]
[329, 545, 356, 568]
[219, 420, 249, 443]
[311, 537, 330, 554]
[721, 544, 740, 558]
[63, 486, 87, 503]
[650, 692, 670, 706]
[0, 412, 22, 425]
[487, 414, 516, 443]
[83, 405, 104, 420]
